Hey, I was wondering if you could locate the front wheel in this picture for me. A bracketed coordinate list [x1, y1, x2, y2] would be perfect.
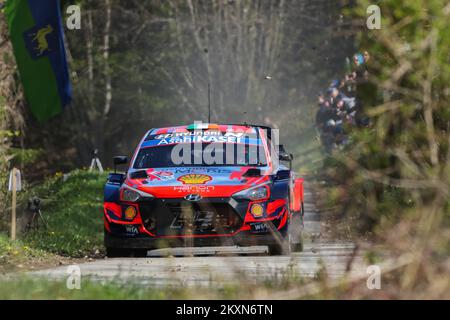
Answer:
[289, 209, 304, 253]
[290, 241, 303, 252]
[105, 247, 148, 258]
[105, 247, 127, 257]
[268, 232, 291, 256]
[268, 242, 291, 256]
[268, 199, 293, 256]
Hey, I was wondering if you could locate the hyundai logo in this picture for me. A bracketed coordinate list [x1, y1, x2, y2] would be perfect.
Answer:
[184, 194, 202, 202]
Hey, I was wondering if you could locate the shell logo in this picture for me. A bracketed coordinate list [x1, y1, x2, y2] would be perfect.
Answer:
[177, 174, 212, 185]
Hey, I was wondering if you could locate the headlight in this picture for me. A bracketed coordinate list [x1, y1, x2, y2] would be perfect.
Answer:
[120, 186, 154, 202]
[121, 188, 141, 202]
[233, 185, 269, 201]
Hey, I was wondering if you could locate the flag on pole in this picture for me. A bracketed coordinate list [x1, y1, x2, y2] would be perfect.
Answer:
[4, 0, 72, 121]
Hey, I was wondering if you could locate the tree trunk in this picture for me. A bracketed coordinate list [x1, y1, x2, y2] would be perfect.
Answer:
[0, 11, 25, 224]
[95, 0, 112, 162]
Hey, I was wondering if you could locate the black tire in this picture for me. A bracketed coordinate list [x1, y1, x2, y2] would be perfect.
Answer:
[268, 244, 282, 256]
[105, 248, 148, 258]
[290, 241, 303, 253]
[268, 239, 291, 256]
[289, 206, 304, 253]
[268, 202, 291, 256]
[129, 249, 149, 257]
[105, 247, 128, 257]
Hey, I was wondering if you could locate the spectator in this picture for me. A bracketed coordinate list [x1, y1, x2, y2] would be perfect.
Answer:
[314, 50, 375, 153]
[329, 87, 340, 105]
[351, 53, 366, 80]
[363, 51, 372, 75]
[315, 95, 333, 130]
[329, 79, 340, 89]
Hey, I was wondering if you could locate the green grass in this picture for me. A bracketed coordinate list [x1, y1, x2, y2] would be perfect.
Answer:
[0, 234, 51, 273]
[0, 275, 312, 300]
[0, 277, 229, 299]
[0, 277, 193, 299]
[23, 170, 107, 257]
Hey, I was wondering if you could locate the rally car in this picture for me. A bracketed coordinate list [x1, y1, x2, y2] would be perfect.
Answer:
[103, 123, 304, 256]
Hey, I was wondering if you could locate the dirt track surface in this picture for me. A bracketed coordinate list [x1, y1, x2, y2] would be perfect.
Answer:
[31, 188, 368, 287]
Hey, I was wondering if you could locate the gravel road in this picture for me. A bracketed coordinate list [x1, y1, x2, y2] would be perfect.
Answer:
[31, 187, 368, 287]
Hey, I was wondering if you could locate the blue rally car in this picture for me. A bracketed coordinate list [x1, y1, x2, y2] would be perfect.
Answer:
[103, 123, 305, 256]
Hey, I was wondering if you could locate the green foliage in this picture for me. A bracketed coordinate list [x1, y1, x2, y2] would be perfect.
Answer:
[21, 0, 352, 172]
[9, 148, 43, 166]
[0, 233, 50, 273]
[322, 0, 450, 232]
[0, 272, 311, 299]
[313, 0, 450, 296]
[0, 277, 193, 300]
[24, 170, 107, 257]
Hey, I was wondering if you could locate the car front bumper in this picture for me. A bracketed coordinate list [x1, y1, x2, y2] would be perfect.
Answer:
[104, 229, 284, 249]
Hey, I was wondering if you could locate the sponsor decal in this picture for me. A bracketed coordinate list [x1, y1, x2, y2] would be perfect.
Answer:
[250, 222, 270, 233]
[140, 131, 262, 148]
[156, 135, 245, 145]
[154, 131, 246, 140]
[230, 167, 250, 180]
[173, 168, 230, 174]
[173, 186, 215, 193]
[124, 225, 139, 234]
[250, 203, 264, 218]
[178, 174, 212, 185]
[147, 170, 174, 181]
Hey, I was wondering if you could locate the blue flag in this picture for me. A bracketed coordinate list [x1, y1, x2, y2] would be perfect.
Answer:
[6, 0, 72, 121]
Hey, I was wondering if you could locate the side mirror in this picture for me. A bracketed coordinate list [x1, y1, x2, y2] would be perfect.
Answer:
[279, 153, 294, 162]
[275, 169, 290, 181]
[107, 173, 126, 185]
[278, 145, 294, 162]
[113, 156, 128, 173]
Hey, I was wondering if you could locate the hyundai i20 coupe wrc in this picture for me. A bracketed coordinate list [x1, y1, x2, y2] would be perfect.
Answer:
[103, 123, 305, 256]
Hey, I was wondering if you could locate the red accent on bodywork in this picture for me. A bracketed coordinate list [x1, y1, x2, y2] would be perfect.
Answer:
[146, 168, 159, 181]
[129, 176, 270, 199]
[277, 208, 288, 230]
[140, 226, 249, 239]
[229, 168, 268, 184]
[244, 198, 284, 223]
[104, 202, 143, 225]
[267, 199, 286, 214]
[104, 202, 121, 218]
[230, 167, 249, 180]
[155, 128, 169, 134]
[291, 178, 304, 212]
[104, 217, 111, 232]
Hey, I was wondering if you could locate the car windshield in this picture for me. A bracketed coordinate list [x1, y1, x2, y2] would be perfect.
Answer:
[133, 143, 268, 169]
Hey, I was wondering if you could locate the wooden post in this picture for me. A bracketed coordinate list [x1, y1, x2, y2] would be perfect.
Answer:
[11, 167, 17, 241]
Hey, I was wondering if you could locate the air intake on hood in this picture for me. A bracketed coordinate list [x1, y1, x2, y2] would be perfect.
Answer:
[243, 168, 262, 177]
[130, 170, 148, 179]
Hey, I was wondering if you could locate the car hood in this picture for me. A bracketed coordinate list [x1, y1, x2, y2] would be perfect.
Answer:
[125, 166, 271, 198]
